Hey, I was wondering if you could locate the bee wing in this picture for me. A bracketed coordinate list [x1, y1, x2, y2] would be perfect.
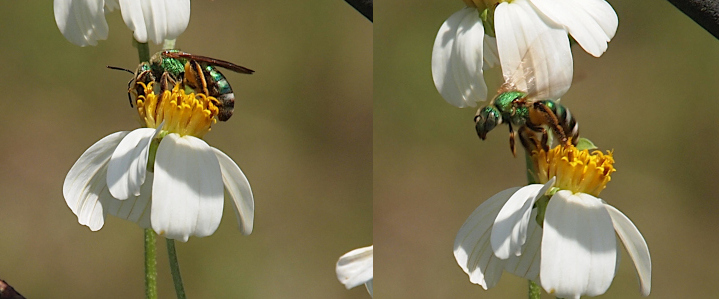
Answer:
[496, 11, 572, 102]
[161, 51, 255, 74]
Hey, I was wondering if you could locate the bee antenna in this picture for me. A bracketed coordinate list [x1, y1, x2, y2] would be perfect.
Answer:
[106, 65, 134, 74]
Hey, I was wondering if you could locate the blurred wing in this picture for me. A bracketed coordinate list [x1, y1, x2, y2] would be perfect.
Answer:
[162, 50, 255, 74]
[495, 1, 573, 101]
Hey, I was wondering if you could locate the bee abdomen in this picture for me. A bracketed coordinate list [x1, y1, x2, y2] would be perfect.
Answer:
[551, 102, 579, 145]
[216, 93, 235, 122]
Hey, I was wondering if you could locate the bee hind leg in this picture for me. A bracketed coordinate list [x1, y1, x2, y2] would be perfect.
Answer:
[533, 102, 568, 145]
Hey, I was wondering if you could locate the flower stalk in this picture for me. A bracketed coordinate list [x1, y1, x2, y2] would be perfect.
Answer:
[167, 239, 187, 299]
[144, 228, 158, 299]
[137, 40, 159, 299]
[525, 151, 540, 299]
[136, 39, 188, 299]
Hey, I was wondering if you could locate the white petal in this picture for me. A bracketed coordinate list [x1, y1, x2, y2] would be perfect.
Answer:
[454, 187, 519, 289]
[336, 246, 374, 290]
[541, 191, 617, 298]
[107, 127, 161, 200]
[152, 134, 224, 242]
[530, 0, 618, 57]
[64, 131, 129, 230]
[432, 8, 487, 108]
[54, 0, 110, 46]
[365, 280, 373, 297]
[451, 9, 488, 105]
[483, 35, 500, 69]
[605, 204, 651, 296]
[492, 178, 554, 259]
[212, 148, 254, 235]
[104, 173, 153, 228]
[495, 0, 573, 100]
[504, 209, 542, 282]
[119, 0, 190, 44]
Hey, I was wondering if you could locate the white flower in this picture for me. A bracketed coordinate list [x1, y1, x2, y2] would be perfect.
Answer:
[54, 0, 190, 47]
[455, 145, 651, 298]
[336, 245, 373, 297]
[431, 0, 618, 108]
[63, 83, 254, 242]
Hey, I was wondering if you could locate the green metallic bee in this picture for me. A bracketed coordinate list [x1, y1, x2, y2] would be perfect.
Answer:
[474, 36, 578, 156]
[110, 50, 254, 121]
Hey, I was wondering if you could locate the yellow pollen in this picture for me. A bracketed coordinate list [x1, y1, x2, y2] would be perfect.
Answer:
[135, 82, 219, 138]
[531, 144, 616, 197]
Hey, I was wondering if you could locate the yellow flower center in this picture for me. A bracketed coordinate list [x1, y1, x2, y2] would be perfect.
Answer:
[532, 144, 616, 197]
[135, 82, 219, 138]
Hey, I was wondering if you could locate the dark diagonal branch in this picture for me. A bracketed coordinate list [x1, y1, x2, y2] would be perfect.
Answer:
[667, 0, 719, 39]
[344, 0, 373, 22]
[0, 280, 26, 299]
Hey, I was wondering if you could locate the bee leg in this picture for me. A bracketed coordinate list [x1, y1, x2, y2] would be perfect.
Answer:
[159, 71, 179, 95]
[525, 123, 550, 152]
[129, 70, 155, 108]
[533, 102, 568, 145]
[508, 123, 516, 157]
[126, 78, 135, 108]
[185, 60, 210, 95]
[519, 126, 543, 153]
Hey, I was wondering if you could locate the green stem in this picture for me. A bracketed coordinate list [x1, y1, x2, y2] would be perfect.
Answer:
[136, 40, 150, 63]
[167, 239, 187, 299]
[528, 281, 541, 299]
[525, 151, 541, 299]
[144, 229, 158, 299]
[138, 40, 156, 299]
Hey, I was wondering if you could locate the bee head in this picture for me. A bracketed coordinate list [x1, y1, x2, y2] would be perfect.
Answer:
[475, 106, 502, 140]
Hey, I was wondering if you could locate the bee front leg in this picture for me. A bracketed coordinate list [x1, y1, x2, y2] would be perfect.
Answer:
[159, 71, 180, 95]
[509, 123, 516, 157]
[525, 123, 550, 152]
[519, 126, 543, 154]
[130, 70, 154, 108]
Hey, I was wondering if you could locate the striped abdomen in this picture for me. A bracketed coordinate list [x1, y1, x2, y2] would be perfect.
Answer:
[203, 65, 235, 122]
[539, 100, 579, 145]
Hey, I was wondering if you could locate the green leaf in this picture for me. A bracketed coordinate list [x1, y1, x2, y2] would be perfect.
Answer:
[575, 137, 598, 151]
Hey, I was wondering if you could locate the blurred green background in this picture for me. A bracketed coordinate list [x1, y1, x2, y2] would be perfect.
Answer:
[0, 1, 370, 298]
[376, 0, 719, 298]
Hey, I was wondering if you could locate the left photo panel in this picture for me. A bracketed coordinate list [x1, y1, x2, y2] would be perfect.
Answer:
[0, 1, 371, 298]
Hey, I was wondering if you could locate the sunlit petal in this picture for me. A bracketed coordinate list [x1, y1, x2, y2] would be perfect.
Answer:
[541, 191, 616, 298]
[107, 127, 161, 200]
[455, 187, 520, 289]
[495, 0, 572, 100]
[432, 8, 486, 108]
[54, 0, 110, 46]
[64, 131, 129, 230]
[336, 246, 374, 290]
[451, 8, 488, 106]
[605, 204, 651, 296]
[152, 134, 224, 242]
[492, 178, 554, 259]
[212, 148, 254, 235]
[119, 0, 190, 44]
[530, 0, 618, 57]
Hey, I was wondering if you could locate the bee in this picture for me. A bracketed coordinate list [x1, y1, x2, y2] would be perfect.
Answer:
[109, 50, 254, 121]
[473, 32, 578, 156]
